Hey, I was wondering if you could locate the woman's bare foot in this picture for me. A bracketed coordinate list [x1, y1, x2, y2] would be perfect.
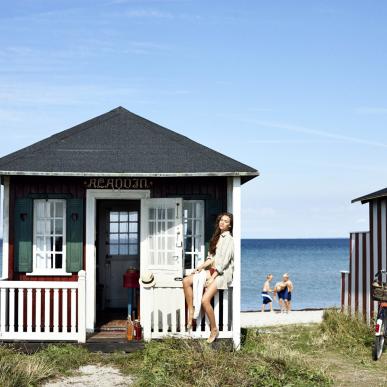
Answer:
[206, 328, 219, 344]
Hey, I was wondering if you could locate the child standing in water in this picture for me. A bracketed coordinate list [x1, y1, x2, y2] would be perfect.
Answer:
[261, 274, 274, 312]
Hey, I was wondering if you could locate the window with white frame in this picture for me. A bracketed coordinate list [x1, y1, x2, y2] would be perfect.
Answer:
[33, 199, 66, 272]
[183, 200, 204, 270]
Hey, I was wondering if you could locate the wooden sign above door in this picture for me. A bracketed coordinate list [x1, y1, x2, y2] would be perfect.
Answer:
[84, 178, 152, 190]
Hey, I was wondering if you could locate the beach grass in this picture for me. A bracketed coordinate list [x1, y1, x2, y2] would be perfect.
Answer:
[0, 310, 386, 386]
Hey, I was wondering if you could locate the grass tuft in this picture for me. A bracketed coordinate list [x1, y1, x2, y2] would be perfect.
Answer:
[320, 309, 373, 355]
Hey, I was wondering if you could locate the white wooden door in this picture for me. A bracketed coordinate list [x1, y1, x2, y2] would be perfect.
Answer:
[140, 198, 184, 281]
[140, 198, 185, 337]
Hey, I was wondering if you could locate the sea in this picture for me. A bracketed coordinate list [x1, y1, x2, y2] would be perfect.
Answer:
[0, 238, 348, 311]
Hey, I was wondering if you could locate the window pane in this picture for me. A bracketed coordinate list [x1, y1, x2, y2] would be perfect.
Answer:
[55, 201, 64, 217]
[110, 223, 119, 233]
[129, 233, 138, 244]
[149, 221, 155, 234]
[120, 222, 129, 233]
[119, 234, 128, 244]
[36, 237, 45, 252]
[120, 212, 129, 222]
[36, 253, 46, 269]
[55, 254, 63, 269]
[157, 221, 165, 233]
[45, 220, 51, 234]
[167, 208, 174, 220]
[36, 220, 45, 235]
[45, 237, 53, 252]
[110, 244, 119, 255]
[129, 212, 138, 222]
[55, 236, 63, 252]
[129, 244, 138, 255]
[129, 223, 137, 233]
[50, 202, 55, 217]
[55, 219, 63, 234]
[185, 237, 192, 252]
[120, 245, 129, 255]
[109, 234, 119, 244]
[110, 212, 119, 222]
[50, 220, 55, 235]
[149, 209, 155, 220]
[158, 208, 166, 219]
[36, 201, 45, 218]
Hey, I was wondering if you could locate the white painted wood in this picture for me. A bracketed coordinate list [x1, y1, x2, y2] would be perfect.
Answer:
[62, 289, 67, 333]
[373, 202, 379, 273]
[77, 270, 86, 342]
[171, 288, 177, 333]
[86, 189, 150, 332]
[1, 176, 10, 280]
[366, 233, 371, 322]
[382, 201, 387, 271]
[27, 288, 33, 332]
[350, 235, 356, 315]
[0, 332, 84, 341]
[178, 291, 185, 333]
[18, 289, 24, 332]
[9, 288, 15, 333]
[70, 288, 76, 334]
[0, 288, 6, 332]
[44, 289, 50, 333]
[223, 289, 229, 331]
[0, 281, 78, 289]
[53, 289, 59, 333]
[214, 292, 219, 329]
[230, 176, 241, 349]
[35, 289, 41, 333]
[358, 234, 363, 317]
[142, 288, 152, 341]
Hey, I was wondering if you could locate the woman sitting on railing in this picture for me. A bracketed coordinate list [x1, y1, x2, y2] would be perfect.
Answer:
[183, 212, 234, 343]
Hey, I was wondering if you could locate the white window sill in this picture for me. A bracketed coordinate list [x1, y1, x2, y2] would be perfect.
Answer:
[26, 271, 73, 277]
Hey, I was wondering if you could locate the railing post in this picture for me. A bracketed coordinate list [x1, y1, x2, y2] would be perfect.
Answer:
[77, 270, 86, 343]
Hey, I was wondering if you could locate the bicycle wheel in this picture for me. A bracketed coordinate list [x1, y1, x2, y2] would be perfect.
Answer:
[372, 335, 385, 361]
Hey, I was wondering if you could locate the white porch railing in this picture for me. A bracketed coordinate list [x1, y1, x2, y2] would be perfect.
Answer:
[0, 270, 86, 342]
[142, 285, 233, 340]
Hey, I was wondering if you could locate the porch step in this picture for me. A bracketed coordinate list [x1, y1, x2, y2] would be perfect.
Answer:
[86, 331, 144, 353]
[96, 319, 127, 332]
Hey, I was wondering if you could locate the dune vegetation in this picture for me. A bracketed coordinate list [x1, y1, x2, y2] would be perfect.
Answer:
[0, 310, 386, 386]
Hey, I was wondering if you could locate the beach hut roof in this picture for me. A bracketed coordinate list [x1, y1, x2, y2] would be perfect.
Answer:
[352, 187, 387, 204]
[0, 107, 258, 183]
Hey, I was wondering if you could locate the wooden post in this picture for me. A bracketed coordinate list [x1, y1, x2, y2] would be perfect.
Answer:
[78, 270, 86, 343]
[228, 176, 241, 350]
[1, 176, 10, 280]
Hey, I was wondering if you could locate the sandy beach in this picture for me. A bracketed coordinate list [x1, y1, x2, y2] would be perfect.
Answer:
[241, 310, 324, 328]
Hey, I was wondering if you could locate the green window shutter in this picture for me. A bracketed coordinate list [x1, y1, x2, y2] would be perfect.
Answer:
[14, 198, 33, 272]
[66, 198, 84, 273]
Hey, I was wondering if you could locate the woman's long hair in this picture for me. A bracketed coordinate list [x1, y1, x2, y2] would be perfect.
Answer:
[208, 212, 233, 255]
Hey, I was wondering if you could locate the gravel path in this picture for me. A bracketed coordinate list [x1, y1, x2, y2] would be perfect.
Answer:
[43, 365, 133, 387]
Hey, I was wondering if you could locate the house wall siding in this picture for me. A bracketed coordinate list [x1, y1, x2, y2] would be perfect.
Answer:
[8, 176, 227, 280]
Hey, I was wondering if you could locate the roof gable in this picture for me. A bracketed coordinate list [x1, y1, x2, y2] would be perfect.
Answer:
[0, 107, 259, 181]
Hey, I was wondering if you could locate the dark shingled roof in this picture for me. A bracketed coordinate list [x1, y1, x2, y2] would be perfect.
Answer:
[352, 187, 387, 204]
[0, 107, 259, 183]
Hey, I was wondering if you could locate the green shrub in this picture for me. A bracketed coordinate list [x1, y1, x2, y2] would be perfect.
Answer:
[320, 309, 373, 354]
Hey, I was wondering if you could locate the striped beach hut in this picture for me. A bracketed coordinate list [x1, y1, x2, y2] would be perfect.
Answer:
[341, 188, 387, 320]
[0, 107, 258, 348]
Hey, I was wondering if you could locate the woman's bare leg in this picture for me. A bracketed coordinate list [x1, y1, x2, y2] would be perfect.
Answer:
[183, 275, 194, 324]
[202, 281, 218, 332]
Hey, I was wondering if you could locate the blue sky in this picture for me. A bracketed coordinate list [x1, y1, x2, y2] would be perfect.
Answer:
[1, 0, 387, 238]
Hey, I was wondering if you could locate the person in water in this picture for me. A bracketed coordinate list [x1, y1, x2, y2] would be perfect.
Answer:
[261, 274, 274, 312]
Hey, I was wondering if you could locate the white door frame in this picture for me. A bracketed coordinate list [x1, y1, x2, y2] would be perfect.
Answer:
[85, 189, 150, 331]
